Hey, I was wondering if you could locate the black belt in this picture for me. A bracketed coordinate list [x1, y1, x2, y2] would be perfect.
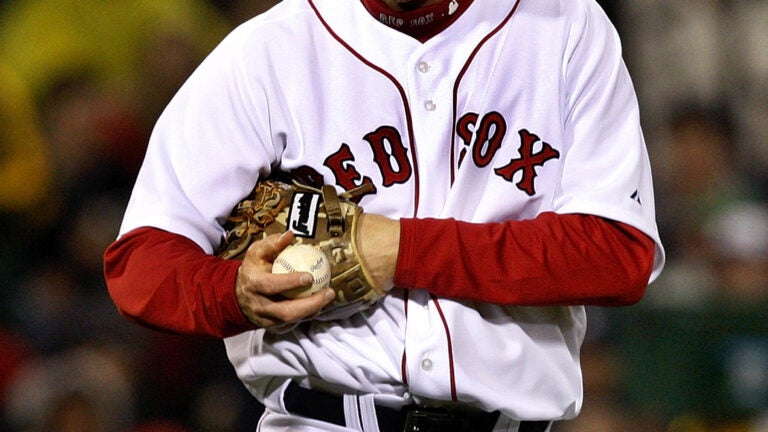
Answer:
[283, 381, 551, 432]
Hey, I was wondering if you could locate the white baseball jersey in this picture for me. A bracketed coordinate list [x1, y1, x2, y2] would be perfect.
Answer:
[119, 0, 664, 423]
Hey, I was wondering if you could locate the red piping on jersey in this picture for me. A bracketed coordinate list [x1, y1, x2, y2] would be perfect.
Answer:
[307, 0, 420, 217]
[439, 0, 522, 399]
[431, 295, 458, 401]
[309, 0, 525, 402]
[449, 0, 522, 184]
[401, 290, 410, 386]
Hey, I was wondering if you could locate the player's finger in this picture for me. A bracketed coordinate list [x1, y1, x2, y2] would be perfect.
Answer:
[245, 231, 295, 262]
[259, 271, 314, 296]
[266, 288, 335, 322]
[240, 287, 334, 328]
[236, 260, 306, 298]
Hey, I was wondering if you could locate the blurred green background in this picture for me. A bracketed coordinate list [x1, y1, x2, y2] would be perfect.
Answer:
[1, 1, 766, 431]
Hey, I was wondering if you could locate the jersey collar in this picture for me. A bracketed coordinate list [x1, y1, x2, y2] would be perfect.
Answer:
[360, 0, 473, 42]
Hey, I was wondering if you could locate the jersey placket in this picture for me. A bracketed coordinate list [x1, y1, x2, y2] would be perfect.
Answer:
[402, 46, 456, 218]
[402, 289, 456, 401]
[401, 45, 462, 402]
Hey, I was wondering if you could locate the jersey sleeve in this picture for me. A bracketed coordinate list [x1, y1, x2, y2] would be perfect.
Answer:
[106, 27, 277, 336]
[118, 24, 278, 251]
[554, 1, 665, 281]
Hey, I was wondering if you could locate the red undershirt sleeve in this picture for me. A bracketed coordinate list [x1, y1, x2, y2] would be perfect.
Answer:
[104, 213, 653, 337]
[103, 227, 256, 338]
[395, 212, 655, 307]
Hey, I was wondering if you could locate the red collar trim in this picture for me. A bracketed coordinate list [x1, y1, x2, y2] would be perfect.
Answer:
[361, 0, 472, 42]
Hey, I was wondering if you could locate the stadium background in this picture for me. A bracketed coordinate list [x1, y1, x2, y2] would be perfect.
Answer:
[1, 1, 767, 431]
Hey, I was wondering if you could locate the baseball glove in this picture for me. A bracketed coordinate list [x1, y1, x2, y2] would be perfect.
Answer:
[217, 179, 383, 321]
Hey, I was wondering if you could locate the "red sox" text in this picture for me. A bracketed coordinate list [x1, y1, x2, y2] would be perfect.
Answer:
[300, 111, 560, 199]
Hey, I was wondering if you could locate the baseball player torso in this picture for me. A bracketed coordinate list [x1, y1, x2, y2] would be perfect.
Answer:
[120, 0, 663, 421]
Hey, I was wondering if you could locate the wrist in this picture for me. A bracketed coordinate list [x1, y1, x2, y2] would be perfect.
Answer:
[357, 213, 400, 292]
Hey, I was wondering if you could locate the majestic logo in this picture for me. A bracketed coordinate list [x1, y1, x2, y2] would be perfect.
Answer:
[495, 129, 560, 196]
[287, 191, 321, 237]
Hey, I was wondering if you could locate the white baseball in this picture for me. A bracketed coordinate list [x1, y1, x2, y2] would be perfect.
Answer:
[272, 244, 331, 298]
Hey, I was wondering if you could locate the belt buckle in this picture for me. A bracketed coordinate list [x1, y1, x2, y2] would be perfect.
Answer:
[403, 408, 463, 432]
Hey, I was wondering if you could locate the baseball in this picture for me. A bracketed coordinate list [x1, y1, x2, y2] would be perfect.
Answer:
[272, 244, 332, 299]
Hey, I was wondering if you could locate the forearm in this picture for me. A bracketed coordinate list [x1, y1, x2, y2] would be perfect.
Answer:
[104, 212, 654, 337]
[393, 213, 655, 306]
[103, 227, 254, 338]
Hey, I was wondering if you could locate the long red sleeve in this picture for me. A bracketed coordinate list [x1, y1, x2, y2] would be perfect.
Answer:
[104, 213, 654, 337]
[396, 213, 655, 306]
[103, 227, 255, 338]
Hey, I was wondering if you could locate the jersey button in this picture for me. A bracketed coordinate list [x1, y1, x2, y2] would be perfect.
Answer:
[417, 61, 430, 73]
[420, 358, 433, 371]
[424, 100, 436, 111]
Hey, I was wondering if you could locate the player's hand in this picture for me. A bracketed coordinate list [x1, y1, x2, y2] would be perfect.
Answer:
[235, 231, 335, 331]
[356, 214, 400, 293]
